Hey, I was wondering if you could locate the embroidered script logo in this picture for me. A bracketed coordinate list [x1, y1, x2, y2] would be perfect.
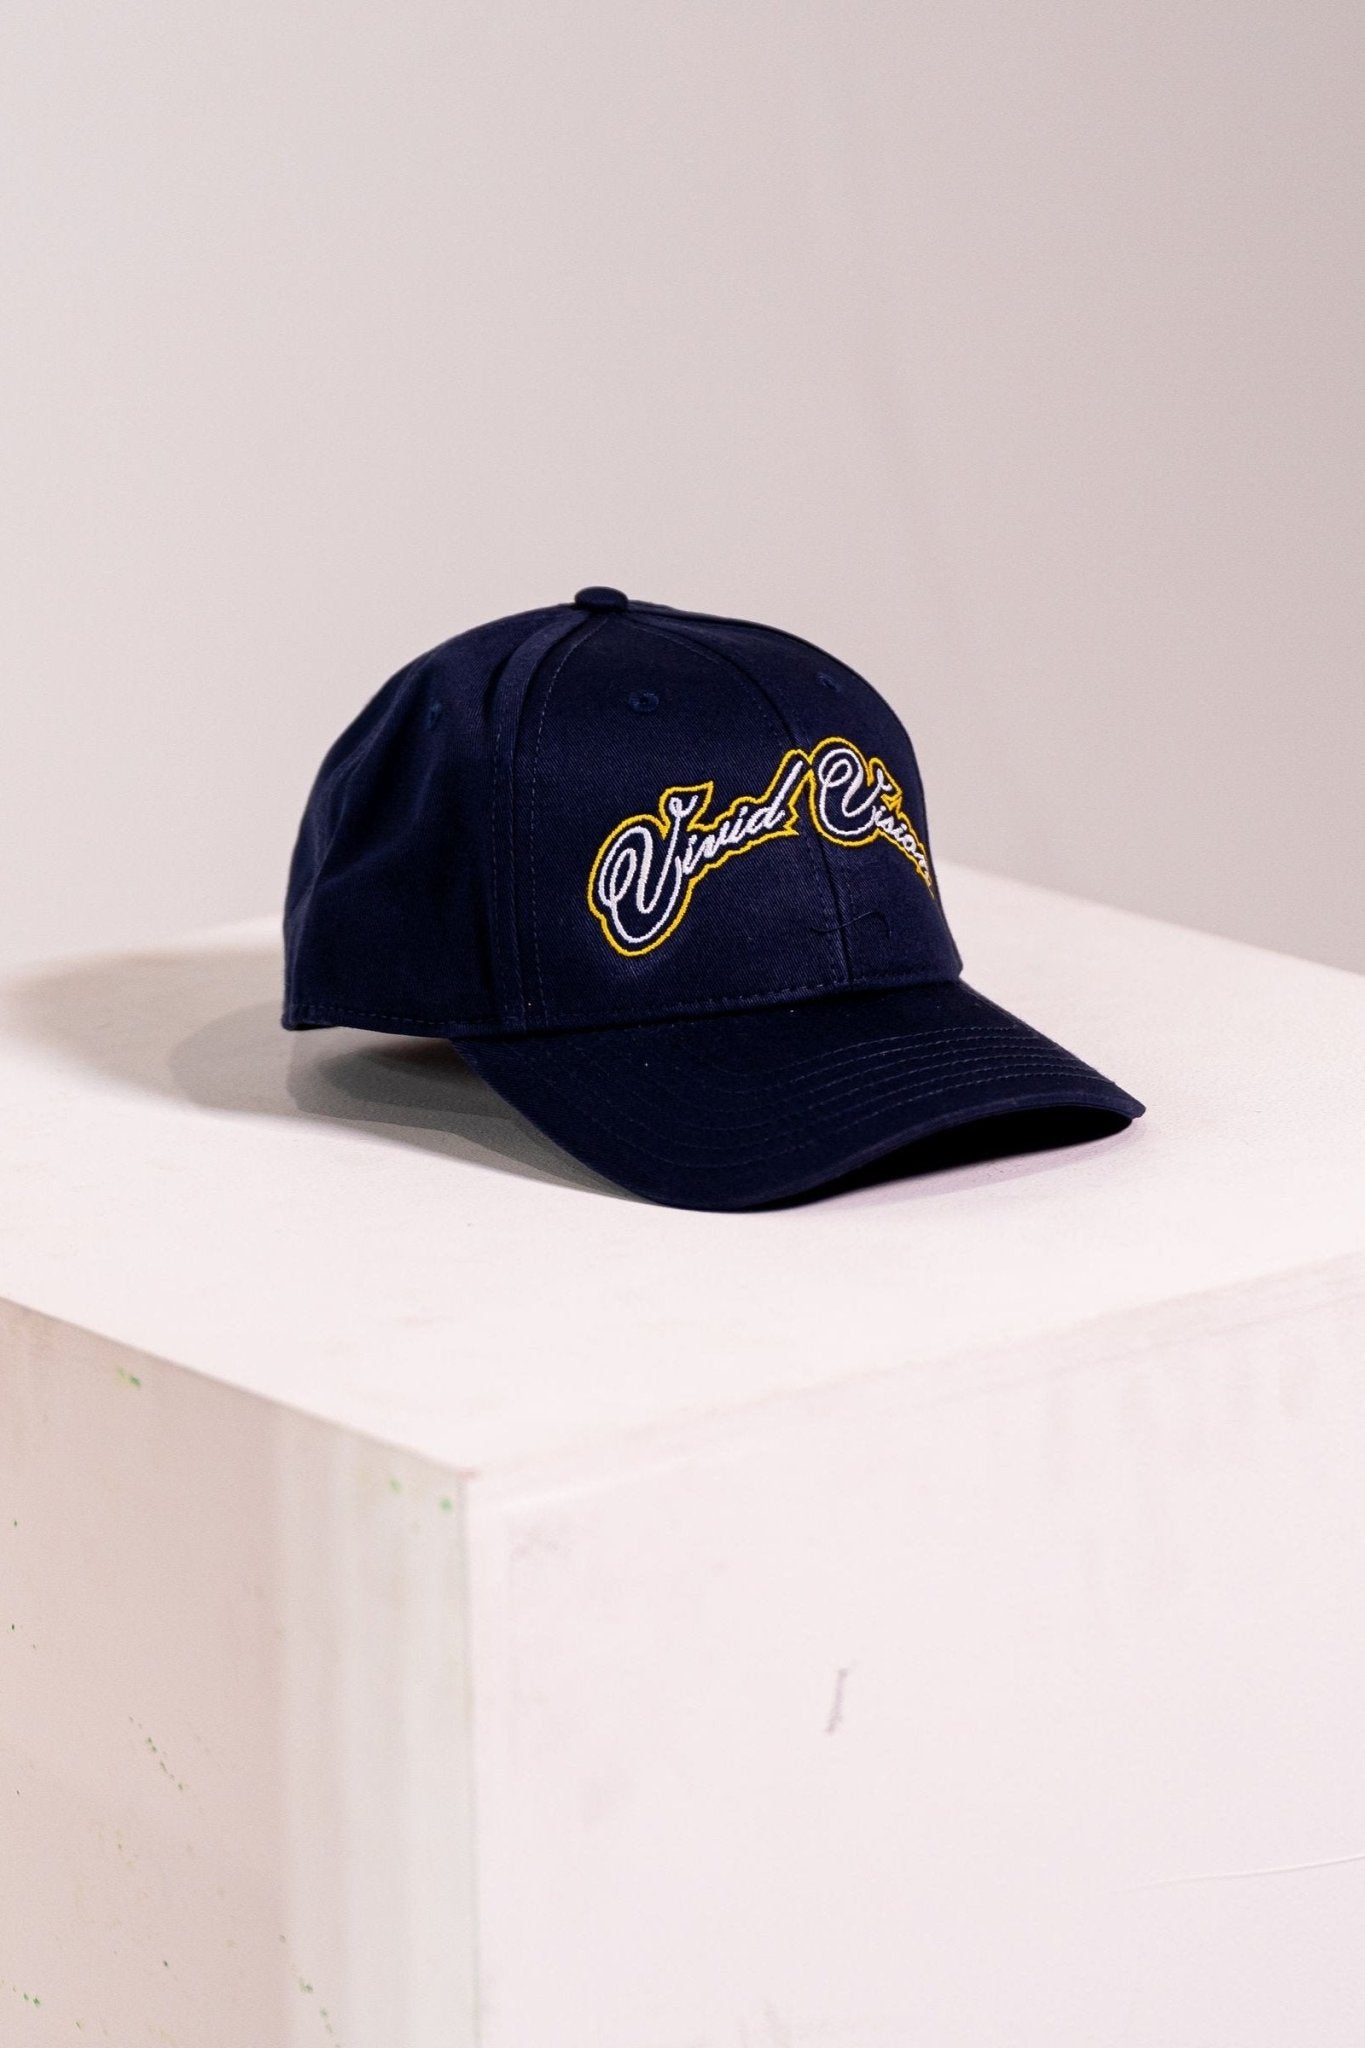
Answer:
[588, 736, 934, 956]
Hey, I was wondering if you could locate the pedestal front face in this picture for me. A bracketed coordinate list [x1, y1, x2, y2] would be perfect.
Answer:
[0, 1302, 477, 2048]
[467, 1263, 1365, 2048]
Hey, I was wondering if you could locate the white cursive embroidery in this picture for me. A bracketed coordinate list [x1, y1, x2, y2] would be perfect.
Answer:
[810, 740, 934, 881]
[588, 735, 933, 956]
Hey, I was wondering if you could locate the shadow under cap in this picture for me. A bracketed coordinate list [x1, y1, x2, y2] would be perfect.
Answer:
[4, 939, 619, 1199]
[5, 935, 1133, 1211]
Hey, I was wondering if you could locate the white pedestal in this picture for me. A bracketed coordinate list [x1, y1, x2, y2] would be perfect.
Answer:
[3, 864, 1364, 2047]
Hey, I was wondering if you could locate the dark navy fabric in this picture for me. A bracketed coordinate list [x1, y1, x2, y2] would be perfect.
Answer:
[509, 608, 963, 1029]
[284, 605, 567, 1033]
[455, 981, 1143, 1211]
[283, 591, 1145, 1207]
[285, 596, 960, 1034]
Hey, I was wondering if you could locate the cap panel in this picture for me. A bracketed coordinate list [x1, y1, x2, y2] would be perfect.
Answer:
[284, 592, 959, 1042]
[284, 607, 565, 1033]
[657, 613, 962, 988]
[514, 616, 849, 1030]
[485, 610, 600, 1029]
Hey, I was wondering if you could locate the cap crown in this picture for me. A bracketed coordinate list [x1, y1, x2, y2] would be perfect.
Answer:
[284, 598, 962, 1037]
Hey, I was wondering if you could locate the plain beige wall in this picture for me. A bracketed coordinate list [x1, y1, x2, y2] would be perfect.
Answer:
[4, 0, 1362, 976]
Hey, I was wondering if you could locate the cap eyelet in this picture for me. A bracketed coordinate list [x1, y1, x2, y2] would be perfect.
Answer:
[817, 670, 843, 693]
[425, 700, 444, 729]
[628, 689, 660, 714]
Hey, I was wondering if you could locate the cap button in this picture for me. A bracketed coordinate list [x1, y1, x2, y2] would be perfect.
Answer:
[573, 585, 629, 612]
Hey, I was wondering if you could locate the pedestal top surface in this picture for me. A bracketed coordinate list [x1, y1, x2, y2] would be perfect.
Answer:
[2, 866, 1362, 1471]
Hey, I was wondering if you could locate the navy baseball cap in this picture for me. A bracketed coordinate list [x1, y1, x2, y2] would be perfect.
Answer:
[283, 587, 1143, 1208]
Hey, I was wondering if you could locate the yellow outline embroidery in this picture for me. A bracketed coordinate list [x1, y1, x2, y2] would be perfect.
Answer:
[587, 749, 809, 958]
[587, 735, 934, 957]
[807, 735, 933, 885]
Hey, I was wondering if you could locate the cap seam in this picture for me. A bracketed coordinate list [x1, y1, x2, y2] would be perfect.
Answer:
[632, 602, 871, 678]
[629, 614, 856, 985]
[283, 965, 959, 1037]
[489, 612, 594, 1027]
[525, 617, 611, 1021]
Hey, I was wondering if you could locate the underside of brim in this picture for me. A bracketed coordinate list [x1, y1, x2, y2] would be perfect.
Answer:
[451, 980, 1144, 1211]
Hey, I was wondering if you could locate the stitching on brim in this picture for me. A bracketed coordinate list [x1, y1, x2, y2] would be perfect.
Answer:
[523, 1037, 1102, 1139]
[482, 1051, 1125, 1171]
[473, 1005, 1068, 1104]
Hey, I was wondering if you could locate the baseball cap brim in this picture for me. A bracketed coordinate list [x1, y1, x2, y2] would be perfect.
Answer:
[449, 980, 1144, 1211]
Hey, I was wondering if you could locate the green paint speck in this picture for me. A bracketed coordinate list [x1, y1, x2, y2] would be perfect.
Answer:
[438, 1496, 453, 1513]
[117, 1368, 142, 1388]
[388, 1476, 402, 1494]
